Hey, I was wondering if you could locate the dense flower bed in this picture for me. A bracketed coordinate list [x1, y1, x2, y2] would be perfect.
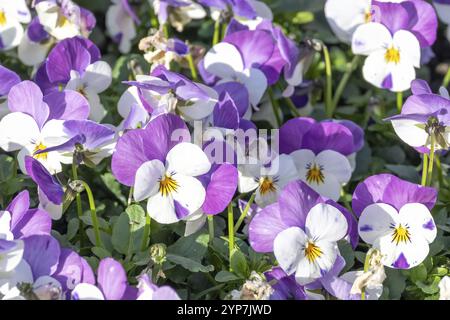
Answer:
[0, 0, 449, 300]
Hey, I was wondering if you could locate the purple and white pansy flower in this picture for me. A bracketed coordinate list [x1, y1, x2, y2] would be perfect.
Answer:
[106, 0, 139, 54]
[136, 274, 180, 300]
[279, 117, 364, 201]
[386, 79, 450, 152]
[353, 174, 438, 269]
[249, 181, 357, 285]
[352, 22, 420, 92]
[0, 0, 31, 51]
[112, 114, 212, 224]
[0, 80, 89, 174]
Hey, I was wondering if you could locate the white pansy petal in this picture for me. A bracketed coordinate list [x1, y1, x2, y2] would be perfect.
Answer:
[309, 173, 341, 201]
[317, 150, 352, 184]
[0, 240, 24, 273]
[0, 21, 24, 50]
[147, 193, 178, 224]
[204, 43, 244, 78]
[305, 203, 348, 242]
[255, 186, 279, 208]
[236, 68, 268, 107]
[376, 231, 429, 269]
[172, 174, 206, 217]
[250, 0, 273, 20]
[85, 90, 106, 122]
[0, 112, 40, 151]
[0, 211, 12, 240]
[71, 283, 105, 300]
[133, 160, 165, 202]
[270, 154, 298, 188]
[389, 59, 416, 92]
[314, 240, 339, 276]
[40, 119, 69, 145]
[84, 61, 113, 93]
[398, 203, 437, 244]
[294, 257, 322, 286]
[274, 227, 307, 275]
[166, 143, 211, 176]
[290, 149, 316, 177]
[352, 23, 392, 55]
[18, 34, 51, 67]
[237, 168, 259, 193]
[394, 30, 421, 68]
[184, 213, 207, 237]
[391, 118, 429, 148]
[358, 203, 398, 245]
[325, 0, 370, 43]
[361, 50, 392, 89]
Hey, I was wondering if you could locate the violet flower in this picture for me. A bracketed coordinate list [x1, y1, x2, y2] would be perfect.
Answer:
[353, 174, 438, 269]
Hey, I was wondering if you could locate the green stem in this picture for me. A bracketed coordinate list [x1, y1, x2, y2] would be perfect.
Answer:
[72, 161, 85, 246]
[212, 19, 221, 45]
[427, 134, 436, 186]
[332, 55, 360, 110]
[80, 181, 103, 248]
[361, 249, 373, 301]
[141, 214, 151, 251]
[208, 215, 214, 245]
[322, 44, 333, 118]
[186, 53, 198, 81]
[436, 155, 444, 187]
[396, 92, 403, 112]
[268, 88, 282, 127]
[227, 203, 234, 271]
[421, 153, 428, 187]
[443, 65, 450, 88]
[162, 23, 169, 38]
[234, 192, 256, 233]
[127, 187, 134, 206]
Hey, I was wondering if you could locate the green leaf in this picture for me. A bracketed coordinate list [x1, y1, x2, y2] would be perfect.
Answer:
[101, 173, 127, 205]
[166, 254, 214, 273]
[230, 249, 249, 278]
[337, 240, 355, 273]
[215, 271, 241, 282]
[416, 276, 441, 295]
[66, 219, 79, 241]
[384, 268, 406, 300]
[111, 212, 131, 255]
[0, 155, 15, 182]
[91, 246, 111, 259]
[292, 11, 314, 24]
[409, 264, 428, 283]
[167, 232, 209, 262]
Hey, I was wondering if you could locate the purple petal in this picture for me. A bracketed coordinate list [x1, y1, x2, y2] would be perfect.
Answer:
[248, 203, 288, 253]
[23, 235, 61, 279]
[80, 8, 97, 33]
[265, 267, 307, 300]
[0, 65, 21, 97]
[214, 82, 249, 117]
[7, 190, 30, 229]
[278, 180, 322, 229]
[201, 164, 238, 215]
[25, 157, 64, 205]
[352, 174, 437, 216]
[7, 81, 49, 129]
[63, 120, 115, 149]
[52, 249, 84, 291]
[27, 17, 50, 43]
[302, 121, 355, 156]
[80, 257, 95, 284]
[153, 286, 181, 300]
[279, 117, 316, 154]
[198, 58, 219, 86]
[11, 209, 52, 239]
[224, 30, 275, 69]
[44, 90, 90, 121]
[320, 256, 353, 300]
[392, 252, 410, 269]
[411, 79, 432, 95]
[112, 113, 189, 186]
[97, 258, 127, 300]
[46, 37, 92, 84]
[213, 94, 240, 129]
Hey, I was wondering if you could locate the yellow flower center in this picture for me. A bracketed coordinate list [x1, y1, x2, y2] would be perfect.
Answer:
[0, 10, 7, 27]
[258, 177, 276, 195]
[306, 163, 325, 185]
[56, 13, 70, 28]
[364, 10, 372, 23]
[33, 142, 48, 161]
[305, 241, 322, 263]
[385, 46, 400, 64]
[159, 174, 179, 196]
[77, 87, 87, 97]
[391, 224, 411, 245]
